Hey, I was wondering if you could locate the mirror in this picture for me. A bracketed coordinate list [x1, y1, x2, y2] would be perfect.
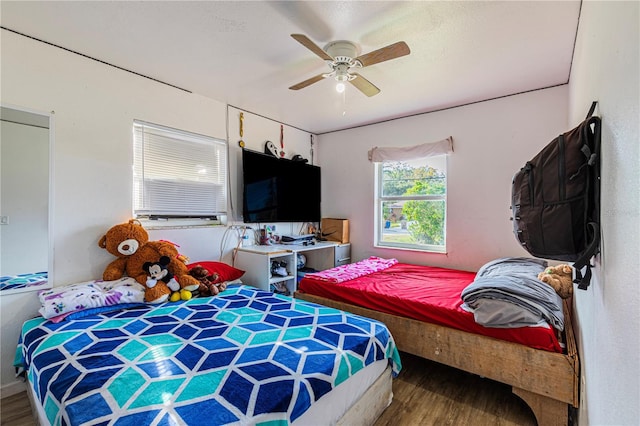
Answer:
[0, 105, 53, 295]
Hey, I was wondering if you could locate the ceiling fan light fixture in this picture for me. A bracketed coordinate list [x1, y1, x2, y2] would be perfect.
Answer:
[290, 34, 409, 98]
[335, 72, 349, 82]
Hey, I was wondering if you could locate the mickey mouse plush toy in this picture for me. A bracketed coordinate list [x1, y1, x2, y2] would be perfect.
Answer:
[143, 256, 192, 302]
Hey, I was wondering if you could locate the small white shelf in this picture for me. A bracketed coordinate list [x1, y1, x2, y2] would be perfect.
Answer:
[234, 241, 350, 294]
[270, 275, 295, 285]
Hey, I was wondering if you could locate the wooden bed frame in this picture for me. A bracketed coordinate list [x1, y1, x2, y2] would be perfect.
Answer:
[294, 291, 579, 426]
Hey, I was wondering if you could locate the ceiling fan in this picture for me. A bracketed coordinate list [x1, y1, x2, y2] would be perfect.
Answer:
[289, 34, 410, 97]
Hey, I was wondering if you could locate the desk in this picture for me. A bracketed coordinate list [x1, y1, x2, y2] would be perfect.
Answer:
[234, 241, 350, 294]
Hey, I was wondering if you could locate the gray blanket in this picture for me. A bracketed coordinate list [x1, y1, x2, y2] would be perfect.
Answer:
[461, 257, 564, 331]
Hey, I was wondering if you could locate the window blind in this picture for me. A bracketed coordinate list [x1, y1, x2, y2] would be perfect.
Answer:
[133, 121, 228, 217]
[368, 136, 453, 162]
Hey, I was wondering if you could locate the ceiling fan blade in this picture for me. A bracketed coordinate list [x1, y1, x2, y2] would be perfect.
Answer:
[355, 41, 410, 67]
[349, 73, 380, 97]
[291, 34, 333, 61]
[289, 73, 326, 90]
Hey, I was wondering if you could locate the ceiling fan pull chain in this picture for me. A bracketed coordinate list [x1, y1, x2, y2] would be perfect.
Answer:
[342, 87, 347, 116]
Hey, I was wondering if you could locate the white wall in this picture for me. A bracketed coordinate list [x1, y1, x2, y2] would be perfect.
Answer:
[1, 30, 228, 287]
[0, 292, 42, 396]
[317, 86, 568, 272]
[569, 2, 639, 425]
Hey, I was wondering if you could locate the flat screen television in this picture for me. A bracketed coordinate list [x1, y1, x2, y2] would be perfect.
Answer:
[242, 149, 321, 223]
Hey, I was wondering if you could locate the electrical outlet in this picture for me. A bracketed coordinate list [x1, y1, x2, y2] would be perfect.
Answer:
[0, 216, 8, 225]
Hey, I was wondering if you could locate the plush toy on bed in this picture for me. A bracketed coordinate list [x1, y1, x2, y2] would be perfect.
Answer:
[537, 264, 574, 299]
[141, 259, 171, 303]
[143, 256, 192, 303]
[188, 265, 228, 297]
[98, 219, 200, 293]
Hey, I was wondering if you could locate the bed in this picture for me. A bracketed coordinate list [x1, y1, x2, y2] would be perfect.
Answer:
[15, 283, 401, 425]
[295, 258, 579, 426]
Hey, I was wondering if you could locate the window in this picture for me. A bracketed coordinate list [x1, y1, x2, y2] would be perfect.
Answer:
[375, 155, 447, 252]
[133, 120, 227, 219]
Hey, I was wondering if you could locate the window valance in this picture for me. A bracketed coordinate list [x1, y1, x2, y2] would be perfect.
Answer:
[368, 136, 453, 162]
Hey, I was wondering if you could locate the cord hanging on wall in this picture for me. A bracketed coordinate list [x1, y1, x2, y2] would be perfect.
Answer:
[238, 112, 245, 148]
[310, 134, 314, 164]
[279, 124, 286, 158]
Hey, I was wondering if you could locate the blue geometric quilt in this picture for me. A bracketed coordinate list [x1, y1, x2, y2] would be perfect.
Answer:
[15, 284, 401, 425]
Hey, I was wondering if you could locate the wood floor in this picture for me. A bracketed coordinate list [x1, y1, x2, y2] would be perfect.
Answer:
[0, 391, 35, 426]
[375, 352, 536, 426]
[0, 352, 535, 426]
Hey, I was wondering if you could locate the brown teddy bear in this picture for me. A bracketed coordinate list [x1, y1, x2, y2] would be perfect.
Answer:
[98, 219, 200, 293]
[188, 265, 227, 297]
[538, 264, 574, 299]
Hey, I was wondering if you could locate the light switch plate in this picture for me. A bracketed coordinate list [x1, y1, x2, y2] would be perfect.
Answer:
[0, 216, 9, 225]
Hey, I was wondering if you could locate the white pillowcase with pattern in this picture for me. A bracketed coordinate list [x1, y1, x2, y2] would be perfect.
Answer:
[38, 277, 145, 319]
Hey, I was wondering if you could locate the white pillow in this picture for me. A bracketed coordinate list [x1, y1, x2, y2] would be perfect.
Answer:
[38, 277, 145, 319]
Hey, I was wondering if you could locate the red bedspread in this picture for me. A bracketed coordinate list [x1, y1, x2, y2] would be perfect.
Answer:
[298, 262, 562, 352]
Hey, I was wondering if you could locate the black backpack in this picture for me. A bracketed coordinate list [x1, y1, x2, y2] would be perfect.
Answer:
[511, 102, 601, 290]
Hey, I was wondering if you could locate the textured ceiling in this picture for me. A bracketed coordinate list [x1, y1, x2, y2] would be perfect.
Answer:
[1, 1, 581, 134]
